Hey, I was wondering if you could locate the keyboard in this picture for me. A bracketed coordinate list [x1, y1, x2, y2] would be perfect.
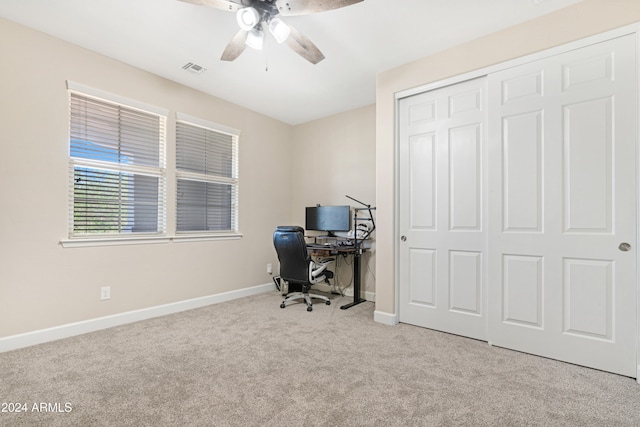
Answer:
[307, 243, 333, 249]
[307, 242, 357, 250]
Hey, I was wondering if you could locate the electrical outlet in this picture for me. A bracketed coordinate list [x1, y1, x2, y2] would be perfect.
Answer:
[267, 263, 273, 274]
[100, 286, 111, 301]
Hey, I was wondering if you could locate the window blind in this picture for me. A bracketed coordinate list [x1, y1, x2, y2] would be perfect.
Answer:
[69, 91, 166, 237]
[175, 119, 239, 233]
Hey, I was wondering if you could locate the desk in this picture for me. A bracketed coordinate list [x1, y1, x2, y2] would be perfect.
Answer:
[307, 242, 367, 310]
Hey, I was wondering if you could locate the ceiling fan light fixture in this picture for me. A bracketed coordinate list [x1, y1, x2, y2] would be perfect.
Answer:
[245, 28, 264, 50]
[268, 18, 290, 44]
[236, 7, 260, 31]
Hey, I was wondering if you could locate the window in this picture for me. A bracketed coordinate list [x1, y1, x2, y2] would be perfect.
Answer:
[68, 83, 167, 238]
[175, 113, 239, 235]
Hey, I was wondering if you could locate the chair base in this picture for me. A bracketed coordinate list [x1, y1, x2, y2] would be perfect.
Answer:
[280, 292, 331, 312]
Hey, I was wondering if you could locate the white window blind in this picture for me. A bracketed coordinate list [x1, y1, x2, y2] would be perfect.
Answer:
[175, 115, 239, 234]
[68, 89, 167, 237]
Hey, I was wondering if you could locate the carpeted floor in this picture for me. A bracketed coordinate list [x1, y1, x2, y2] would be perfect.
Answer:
[2, 291, 640, 426]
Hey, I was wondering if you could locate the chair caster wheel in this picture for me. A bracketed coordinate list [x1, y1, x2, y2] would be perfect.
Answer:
[307, 306, 313, 312]
[326, 301, 331, 305]
[280, 303, 286, 309]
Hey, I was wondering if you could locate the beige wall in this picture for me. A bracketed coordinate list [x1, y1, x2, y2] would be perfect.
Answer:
[290, 105, 377, 296]
[375, 0, 640, 316]
[0, 17, 294, 337]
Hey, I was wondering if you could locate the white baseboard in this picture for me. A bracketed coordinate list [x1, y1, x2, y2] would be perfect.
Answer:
[0, 283, 275, 353]
[374, 310, 398, 326]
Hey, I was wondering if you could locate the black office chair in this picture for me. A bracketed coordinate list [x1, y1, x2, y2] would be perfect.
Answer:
[273, 226, 334, 312]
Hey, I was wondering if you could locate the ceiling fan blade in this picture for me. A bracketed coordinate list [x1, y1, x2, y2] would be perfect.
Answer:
[275, 0, 363, 16]
[221, 30, 248, 61]
[285, 24, 325, 64]
[177, 0, 243, 12]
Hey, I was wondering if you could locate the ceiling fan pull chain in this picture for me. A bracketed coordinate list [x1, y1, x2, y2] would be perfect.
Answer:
[265, 37, 269, 72]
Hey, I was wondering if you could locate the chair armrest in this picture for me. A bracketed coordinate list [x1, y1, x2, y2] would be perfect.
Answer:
[310, 261, 327, 278]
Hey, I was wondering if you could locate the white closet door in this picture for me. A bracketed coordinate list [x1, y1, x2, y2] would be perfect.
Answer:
[487, 35, 637, 377]
[398, 78, 487, 341]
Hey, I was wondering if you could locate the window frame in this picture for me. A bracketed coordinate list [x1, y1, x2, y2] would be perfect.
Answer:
[62, 81, 169, 247]
[174, 112, 241, 241]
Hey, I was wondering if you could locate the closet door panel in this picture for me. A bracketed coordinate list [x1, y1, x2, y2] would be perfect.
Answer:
[487, 35, 636, 377]
[399, 77, 488, 341]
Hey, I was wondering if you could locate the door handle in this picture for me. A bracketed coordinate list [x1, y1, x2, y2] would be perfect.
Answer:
[619, 242, 631, 252]
[401, 235, 407, 242]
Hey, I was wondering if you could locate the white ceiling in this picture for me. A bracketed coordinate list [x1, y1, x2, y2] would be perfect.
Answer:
[0, 0, 582, 125]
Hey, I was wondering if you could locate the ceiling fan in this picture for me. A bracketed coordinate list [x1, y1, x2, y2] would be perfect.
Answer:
[178, 0, 364, 64]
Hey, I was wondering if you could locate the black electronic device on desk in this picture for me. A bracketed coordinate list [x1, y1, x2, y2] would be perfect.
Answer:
[305, 204, 351, 253]
[306, 242, 335, 250]
[305, 205, 350, 237]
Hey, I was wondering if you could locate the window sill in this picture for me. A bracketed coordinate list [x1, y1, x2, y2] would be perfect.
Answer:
[60, 236, 171, 248]
[60, 233, 243, 248]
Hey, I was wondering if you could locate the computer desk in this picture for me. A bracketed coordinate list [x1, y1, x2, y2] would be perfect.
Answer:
[307, 242, 368, 310]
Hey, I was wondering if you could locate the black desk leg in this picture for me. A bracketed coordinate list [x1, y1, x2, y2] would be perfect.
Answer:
[340, 250, 366, 310]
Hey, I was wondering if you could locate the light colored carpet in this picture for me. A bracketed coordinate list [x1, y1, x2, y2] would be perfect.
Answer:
[1, 291, 640, 426]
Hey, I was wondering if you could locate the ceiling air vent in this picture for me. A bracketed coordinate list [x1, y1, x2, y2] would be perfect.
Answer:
[182, 62, 206, 75]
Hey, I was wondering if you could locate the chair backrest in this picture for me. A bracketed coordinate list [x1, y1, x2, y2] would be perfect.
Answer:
[273, 226, 310, 285]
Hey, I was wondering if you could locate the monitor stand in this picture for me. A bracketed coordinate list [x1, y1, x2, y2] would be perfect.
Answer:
[340, 195, 376, 310]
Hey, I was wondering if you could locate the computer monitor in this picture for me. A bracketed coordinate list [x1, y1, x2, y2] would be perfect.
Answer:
[305, 205, 351, 236]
